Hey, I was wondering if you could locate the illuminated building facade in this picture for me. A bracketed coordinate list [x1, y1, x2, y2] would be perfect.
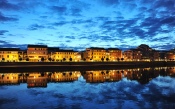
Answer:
[0, 48, 19, 62]
[123, 50, 133, 61]
[52, 50, 79, 62]
[107, 48, 122, 61]
[123, 49, 142, 61]
[27, 45, 48, 62]
[85, 47, 106, 61]
[165, 52, 175, 61]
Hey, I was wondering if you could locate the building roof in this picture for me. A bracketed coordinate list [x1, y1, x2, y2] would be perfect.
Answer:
[87, 47, 105, 50]
[107, 48, 121, 50]
[27, 44, 47, 48]
[56, 49, 76, 52]
[48, 47, 60, 52]
[0, 48, 20, 51]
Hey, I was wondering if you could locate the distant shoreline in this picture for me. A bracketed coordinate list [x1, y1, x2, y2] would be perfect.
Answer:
[0, 61, 175, 72]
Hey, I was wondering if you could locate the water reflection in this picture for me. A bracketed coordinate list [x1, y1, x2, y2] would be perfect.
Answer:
[0, 67, 175, 109]
[0, 67, 175, 88]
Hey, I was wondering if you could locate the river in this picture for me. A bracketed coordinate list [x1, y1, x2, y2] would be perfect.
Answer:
[0, 67, 175, 109]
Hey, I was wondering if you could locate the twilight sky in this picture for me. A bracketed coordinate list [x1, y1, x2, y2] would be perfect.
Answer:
[0, 0, 175, 51]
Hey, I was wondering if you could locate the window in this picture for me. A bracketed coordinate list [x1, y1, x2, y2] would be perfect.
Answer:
[7, 55, 9, 58]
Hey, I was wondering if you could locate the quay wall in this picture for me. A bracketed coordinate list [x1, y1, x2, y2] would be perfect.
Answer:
[0, 61, 175, 72]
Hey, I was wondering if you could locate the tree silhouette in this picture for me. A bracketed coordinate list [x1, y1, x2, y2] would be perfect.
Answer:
[117, 58, 120, 62]
[101, 58, 104, 62]
[41, 57, 45, 62]
[69, 58, 72, 62]
[48, 57, 52, 62]
[19, 57, 22, 61]
[26, 58, 29, 61]
[2, 58, 5, 62]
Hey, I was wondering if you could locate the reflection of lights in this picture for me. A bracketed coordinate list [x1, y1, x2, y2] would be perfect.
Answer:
[77, 74, 80, 77]
[34, 76, 35, 78]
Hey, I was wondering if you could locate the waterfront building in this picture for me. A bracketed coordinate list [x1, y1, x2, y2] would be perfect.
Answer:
[48, 47, 60, 61]
[137, 44, 160, 61]
[0, 48, 19, 62]
[52, 49, 79, 62]
[27, 45, 48, 62]
[123, 50, 133, 61]
[123, 49, 142, 61]
[107, 48, 122, 61]
[18, 50, 26, 61]
[0, 73, 19, 85]
[165, 52, 175, 61]
[85, 47, 106, 61]
[152, 50, 160, 61]
[131, 49, 142, 61]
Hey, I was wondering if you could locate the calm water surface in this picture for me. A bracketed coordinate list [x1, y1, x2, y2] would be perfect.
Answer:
[0, 67, 175, 109]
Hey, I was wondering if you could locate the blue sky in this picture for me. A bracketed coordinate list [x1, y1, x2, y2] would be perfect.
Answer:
[0, 0, 175, 51]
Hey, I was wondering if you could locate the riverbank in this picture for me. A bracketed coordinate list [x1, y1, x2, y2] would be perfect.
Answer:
[0, 61, 175, 72]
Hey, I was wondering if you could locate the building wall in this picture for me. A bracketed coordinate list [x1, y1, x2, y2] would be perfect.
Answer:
[27, 47, 48, 62]
[85, 48, 106, 61]
[52, 51, 79, 61]
[0, 51, 19, 62]
[108, 49, 122, 61]
[123, 50, 133, 61]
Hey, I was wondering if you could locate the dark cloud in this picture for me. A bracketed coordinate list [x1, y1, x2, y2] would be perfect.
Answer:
[65, 36, 75, 39]
[50, 6, 67, 15]
[151, 36, 170, 42]
[0, 40, 27, 49]
[0, 0, 21, 10]
[154, 0, 175, 10]
[52, 21, 69, 26]
[0, 12, 18, 21]
[100, 0, 119, 6]
[69, 7, 82, 16]
[160, 17, 175, 25]
[0, 30, 8, 35]
[152, 44, 175, 50]
[28, 24, 45, 30]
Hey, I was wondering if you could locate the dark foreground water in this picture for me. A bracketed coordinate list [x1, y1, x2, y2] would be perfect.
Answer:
[0, 67, 175, 109]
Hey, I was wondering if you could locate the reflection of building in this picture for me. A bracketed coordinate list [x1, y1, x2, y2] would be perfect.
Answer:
[82, 70, 123, 83]
[27, 73, 47, 88]
[0, 48, 19, 62]
[0, 73, 19, 85]
[51, 71, 81, 82]
[123, 68, 160, 84]
[27, 45, 48, 62]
